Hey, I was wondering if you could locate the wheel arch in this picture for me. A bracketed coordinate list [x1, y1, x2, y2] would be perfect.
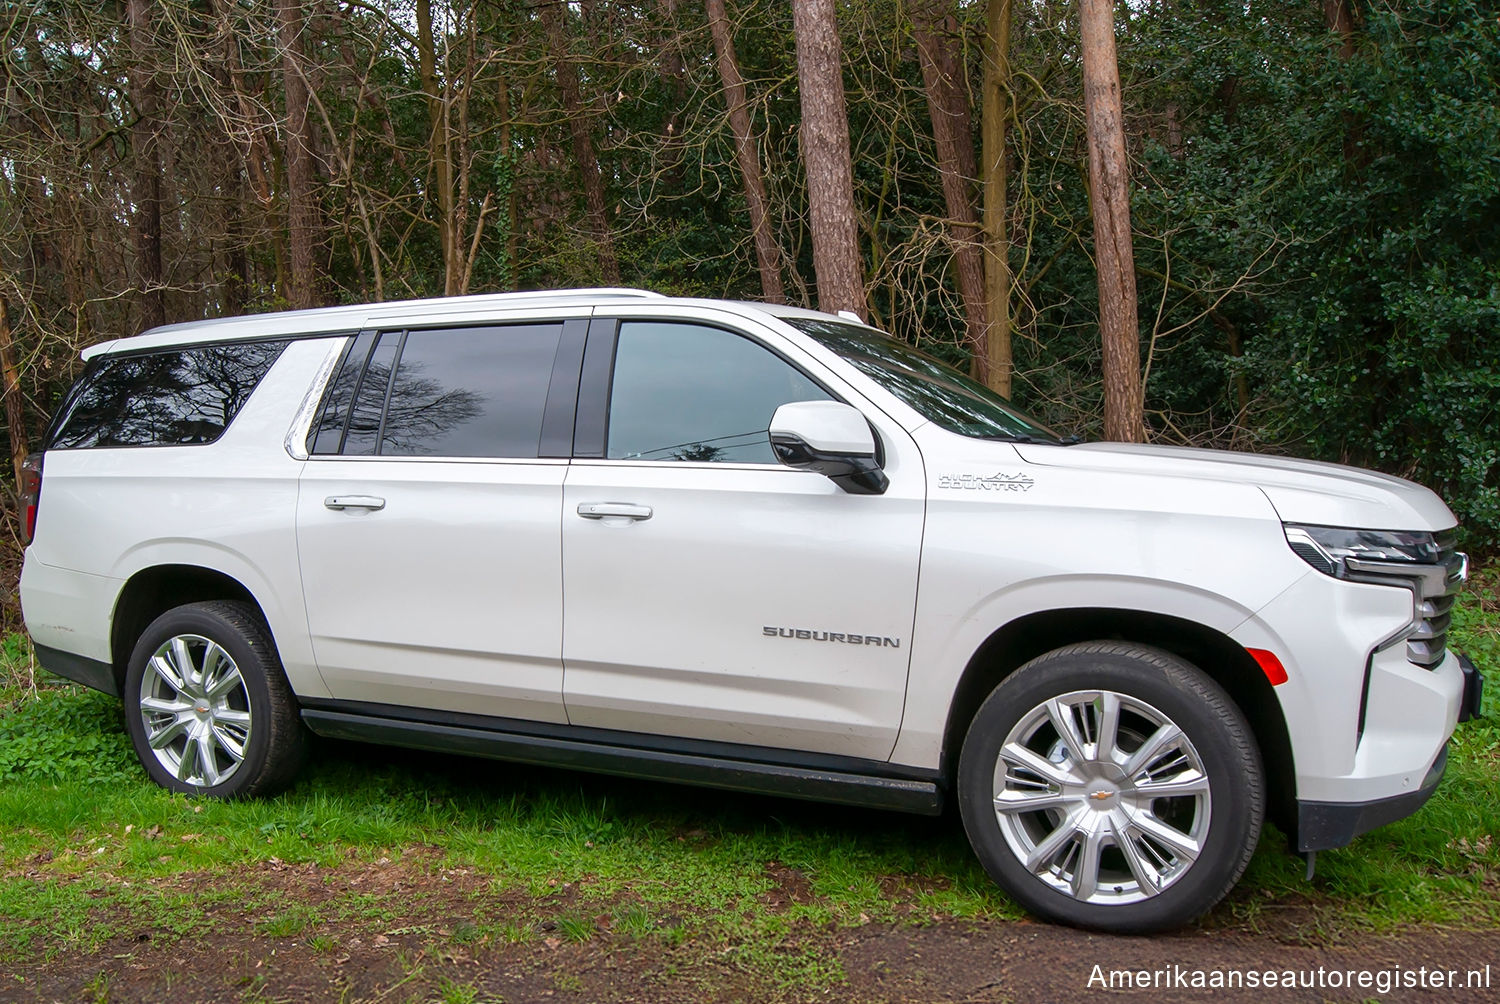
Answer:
[109, 565, 270, 694]
[940, 607, 1296, 837]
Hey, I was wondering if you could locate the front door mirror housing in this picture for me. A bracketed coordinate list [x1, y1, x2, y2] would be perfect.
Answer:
[769, 401, 889, 495]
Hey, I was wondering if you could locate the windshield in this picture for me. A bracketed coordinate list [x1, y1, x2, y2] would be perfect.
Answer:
[786, 318, 1064, 444]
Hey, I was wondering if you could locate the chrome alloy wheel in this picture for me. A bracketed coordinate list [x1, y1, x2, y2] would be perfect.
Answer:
[992, 690, 1211, 905]
[137, 634, 252, 788]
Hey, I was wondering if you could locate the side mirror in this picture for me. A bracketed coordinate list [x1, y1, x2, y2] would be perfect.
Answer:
[769, 401, 889, 495]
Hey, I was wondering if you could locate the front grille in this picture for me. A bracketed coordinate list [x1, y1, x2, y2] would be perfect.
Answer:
[1406, 531, 1466, 669]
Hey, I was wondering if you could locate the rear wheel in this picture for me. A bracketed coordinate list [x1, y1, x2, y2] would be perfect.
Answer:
[957, 642, 1263, 932]
[123, 601, 307, 799]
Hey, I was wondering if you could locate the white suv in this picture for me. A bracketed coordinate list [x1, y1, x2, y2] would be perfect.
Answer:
[18, 289, 1484, 932]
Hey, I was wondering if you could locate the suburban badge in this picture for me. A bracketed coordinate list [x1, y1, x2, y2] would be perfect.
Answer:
[763, 626, 901, 648]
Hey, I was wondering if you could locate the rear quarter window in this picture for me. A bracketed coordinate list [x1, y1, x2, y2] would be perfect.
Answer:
[48, 341, 287, 449]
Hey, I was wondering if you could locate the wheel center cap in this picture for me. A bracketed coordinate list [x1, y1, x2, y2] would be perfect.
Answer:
[1079, 776, 1121, 809]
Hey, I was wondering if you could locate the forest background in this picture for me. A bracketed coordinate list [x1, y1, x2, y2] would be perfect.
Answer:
[1, 0, 1496, 628]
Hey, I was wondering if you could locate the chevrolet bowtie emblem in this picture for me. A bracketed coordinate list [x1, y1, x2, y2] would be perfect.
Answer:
[1088, 790, 1113, 801]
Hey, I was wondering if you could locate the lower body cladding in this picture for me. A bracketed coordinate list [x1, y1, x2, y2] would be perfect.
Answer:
[299, 699, 944, 814]
[1296, 651, 1484, 853]
[1297, 745, 1447, 852]
[32, 644, 118, 696]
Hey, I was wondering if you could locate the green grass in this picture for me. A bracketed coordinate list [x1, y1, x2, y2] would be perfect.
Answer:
[0, 573, 1496, 986]
[254, 900, 325, 938]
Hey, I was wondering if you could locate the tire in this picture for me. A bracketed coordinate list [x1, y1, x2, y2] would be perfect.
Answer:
[123, 600, 308, 799]
[957, 642, 1263, 933]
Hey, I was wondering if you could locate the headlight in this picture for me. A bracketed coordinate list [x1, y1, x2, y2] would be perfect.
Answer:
[1283, 523, 1442, 577]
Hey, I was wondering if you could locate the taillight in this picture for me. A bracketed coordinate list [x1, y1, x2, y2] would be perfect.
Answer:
[19, 453, 41, 545]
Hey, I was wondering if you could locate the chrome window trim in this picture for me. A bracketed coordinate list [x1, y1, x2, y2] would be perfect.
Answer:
[285, 337, 351, 461]
[300, 454, 571, 466]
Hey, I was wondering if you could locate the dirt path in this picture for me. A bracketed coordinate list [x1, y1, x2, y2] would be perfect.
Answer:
[842, 923, 1499, 1003]
[4, 858, 1497, 1002]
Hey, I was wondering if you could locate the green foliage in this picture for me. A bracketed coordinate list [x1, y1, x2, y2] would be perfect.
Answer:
[1240, 0, 1500, 554]
[0, 635, 37, 708]
[1108, 0, 1500, 552]
[490, 149, 518, 291]
[1453, 570, 1500, 689]
[0, 688, 134, 784]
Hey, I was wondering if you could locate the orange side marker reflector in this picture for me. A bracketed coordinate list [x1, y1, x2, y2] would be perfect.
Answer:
[1247, 648, 1289, 686]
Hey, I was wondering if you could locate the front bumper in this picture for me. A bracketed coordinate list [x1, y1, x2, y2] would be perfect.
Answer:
[1457, 651, 1485, 723]
[1295, 651, 1483, 853]
[1296, 743, 1447, 853]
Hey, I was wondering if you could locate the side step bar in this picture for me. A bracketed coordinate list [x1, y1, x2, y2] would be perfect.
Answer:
[302, 709, 944, 816]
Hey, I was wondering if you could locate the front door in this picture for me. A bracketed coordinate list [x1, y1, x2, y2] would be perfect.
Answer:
[561, 319, 925, 760]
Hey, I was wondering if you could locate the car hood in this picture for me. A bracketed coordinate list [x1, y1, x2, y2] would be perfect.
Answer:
[1012, 441, 1456, 531]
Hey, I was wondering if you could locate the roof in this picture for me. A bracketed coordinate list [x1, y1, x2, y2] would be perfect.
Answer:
[80, 289, 876, 359]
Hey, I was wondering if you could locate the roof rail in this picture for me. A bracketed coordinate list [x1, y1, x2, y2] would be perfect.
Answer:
[489, 287, 664, 301]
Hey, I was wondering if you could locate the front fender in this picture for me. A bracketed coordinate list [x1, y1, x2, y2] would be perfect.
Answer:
[889, 575, 1268, 768]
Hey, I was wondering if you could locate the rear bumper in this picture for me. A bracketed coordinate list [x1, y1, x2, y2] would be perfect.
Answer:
[1296, 743, 1447, 853]
[19, 554, 119, 667]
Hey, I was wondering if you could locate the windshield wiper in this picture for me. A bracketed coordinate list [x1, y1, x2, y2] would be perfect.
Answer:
[981, 432, 1087, 446]
[983, 433, 1067, 446]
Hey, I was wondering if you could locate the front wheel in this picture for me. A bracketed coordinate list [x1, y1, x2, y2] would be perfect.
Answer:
[123, 600, 307, 799]
[957, 642, 1264, 932]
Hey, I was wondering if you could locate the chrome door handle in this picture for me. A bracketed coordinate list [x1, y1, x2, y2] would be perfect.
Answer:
[324, 495, 386, 511]
[576, 502, 653, 521]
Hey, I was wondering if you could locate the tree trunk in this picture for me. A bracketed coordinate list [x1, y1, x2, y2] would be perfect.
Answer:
[1322, 0, 1364, 166]
[1211, 310, 1250, 416]
[223, 148, 249, 316]
[498, 74, 518, 291]
[279, 0, 323, 309]
[541, 0, 621, 285]
[0, 296, 27, 488]
[657, 0, 689, 190]
[981, 0, 1013, 397]
[1323, 0, 1355, 59]
[126, 0, 165, 331]
[706, 0, 784, 302]
[454, 15, 490, 296]
[416, 0, 461, 295]
[1080, 0, 1143, 443]
[913, 1, 989, 385]
[792, 0, 866, 318]
[209, 0, 284, 298]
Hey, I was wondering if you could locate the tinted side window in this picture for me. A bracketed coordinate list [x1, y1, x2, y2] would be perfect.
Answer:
[309, 332, 375, 455]
[343, 333, 401, 456]
[606, 322, 831, 464]
[50, 341, 286, 449]
[378, 325, 561, 458]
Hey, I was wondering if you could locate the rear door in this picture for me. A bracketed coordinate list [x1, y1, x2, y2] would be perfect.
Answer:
[295, 320, 584, 723]
[560, 316, 926, 760]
